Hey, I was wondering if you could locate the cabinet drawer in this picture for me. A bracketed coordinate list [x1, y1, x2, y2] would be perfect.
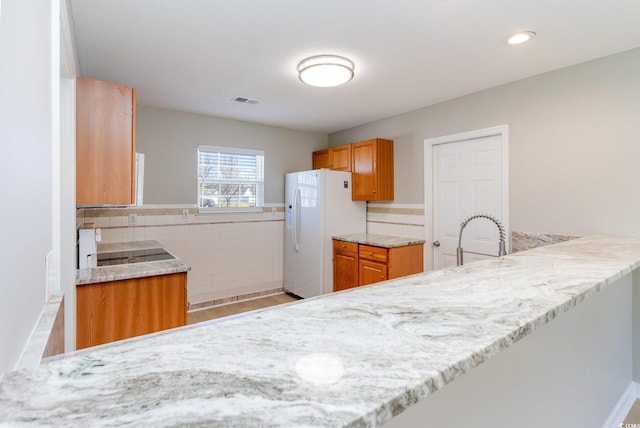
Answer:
[333, 240, 358, 254]
[359, 244, 388, 262]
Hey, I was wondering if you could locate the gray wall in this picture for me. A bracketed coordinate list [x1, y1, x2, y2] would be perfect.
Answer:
[136, 106, 328, 205]
[329, 48, 640, 237]
[0, 0, 53, 373]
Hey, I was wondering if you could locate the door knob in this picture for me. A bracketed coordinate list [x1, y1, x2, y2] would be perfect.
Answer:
[433, 241, 441, 247]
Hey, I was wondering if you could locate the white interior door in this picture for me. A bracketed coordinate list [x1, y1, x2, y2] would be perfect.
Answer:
[427, 126, 509, 270]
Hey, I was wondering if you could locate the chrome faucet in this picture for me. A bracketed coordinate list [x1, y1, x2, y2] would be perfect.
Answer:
[456, 214, 506, 266]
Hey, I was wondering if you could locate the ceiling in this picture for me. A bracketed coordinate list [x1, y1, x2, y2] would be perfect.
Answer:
[69, 0, 640, 134]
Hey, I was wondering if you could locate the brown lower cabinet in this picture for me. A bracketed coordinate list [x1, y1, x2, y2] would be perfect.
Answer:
[76, 272, 187, 349]
[333, 241, 360, 291]
[333, 239, 424, 291]
[359, 259, 388, 286]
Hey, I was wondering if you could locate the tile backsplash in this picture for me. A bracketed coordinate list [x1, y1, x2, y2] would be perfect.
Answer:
[78, 203, 425, 309]
[78, 203, 573, 309]
[365, 203, 425, 238]
[78, 206, 285, 308]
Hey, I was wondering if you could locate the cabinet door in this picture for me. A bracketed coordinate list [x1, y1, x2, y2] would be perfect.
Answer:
[352, 138, 394, 201]
[76, 272, 186, 349]
[359, 259, 388, 286]
[387, 244, 424, 279]
[76, 77, 136, 205]
[330, 144, 352, 171]
[352, 140, 377, 200]
[312, 149, 330, 169]
[334, 251, 359, 291]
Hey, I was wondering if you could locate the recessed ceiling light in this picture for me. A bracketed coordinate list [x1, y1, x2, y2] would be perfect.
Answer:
[297, 55, 355, 87]
[506, 31, 536, 45]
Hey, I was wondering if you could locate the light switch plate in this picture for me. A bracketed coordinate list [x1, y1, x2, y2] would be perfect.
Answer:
[182, 208, 189, 219]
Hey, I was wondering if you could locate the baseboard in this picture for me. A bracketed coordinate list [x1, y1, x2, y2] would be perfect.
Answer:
[188, 288, 285, 312]
[603, 382, 639, 428]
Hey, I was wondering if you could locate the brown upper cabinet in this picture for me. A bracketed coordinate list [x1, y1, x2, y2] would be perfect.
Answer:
[76, 77, 136, 206]
[312, 144, 352, 171]
[352, 138, 394, 201]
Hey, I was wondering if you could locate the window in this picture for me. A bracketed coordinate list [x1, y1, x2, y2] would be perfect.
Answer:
[197, 145, 264, 211]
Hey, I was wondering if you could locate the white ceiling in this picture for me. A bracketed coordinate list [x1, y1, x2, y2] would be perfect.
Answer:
[69, 0, 640, 134]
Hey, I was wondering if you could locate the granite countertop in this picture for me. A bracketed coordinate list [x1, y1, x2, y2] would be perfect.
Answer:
[333, 233, 425, 248]
[75, 240, 190, 285]
[3, 235, 640, 426]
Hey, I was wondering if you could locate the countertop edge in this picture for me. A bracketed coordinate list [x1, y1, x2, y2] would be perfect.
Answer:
[75, 262, 190, 285]
[333, 233, 425, 248]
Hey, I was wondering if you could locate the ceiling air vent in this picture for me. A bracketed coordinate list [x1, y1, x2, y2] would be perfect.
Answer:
[232, 96, 259, 105]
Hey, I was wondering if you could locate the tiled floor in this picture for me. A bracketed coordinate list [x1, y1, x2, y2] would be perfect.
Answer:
[187, 293, 300, 324]
[625, 400, 640, 424]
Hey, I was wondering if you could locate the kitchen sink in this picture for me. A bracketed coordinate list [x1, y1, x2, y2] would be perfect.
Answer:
[97, 248, 175, 266]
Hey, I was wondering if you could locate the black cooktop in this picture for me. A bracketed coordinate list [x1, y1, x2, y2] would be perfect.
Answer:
[97, 248, 175, 266]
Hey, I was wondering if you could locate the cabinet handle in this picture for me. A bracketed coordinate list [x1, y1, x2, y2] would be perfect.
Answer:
[381, 275, 385, 279]
[342, 244, 346, 248]
[372, 189, 376, 193]
[369, 251, 373, 256]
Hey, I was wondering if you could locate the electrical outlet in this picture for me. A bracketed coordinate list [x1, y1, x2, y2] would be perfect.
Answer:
[128, 214, 137, 225]
[182, 208, 189, 219]
[271, 207, 277, 215]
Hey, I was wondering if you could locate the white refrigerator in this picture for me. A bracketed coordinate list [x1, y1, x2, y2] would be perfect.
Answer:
[284, 169, 366, 298]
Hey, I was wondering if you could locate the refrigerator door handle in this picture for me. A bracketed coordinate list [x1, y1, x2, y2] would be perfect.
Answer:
[293, 188, 301, 251]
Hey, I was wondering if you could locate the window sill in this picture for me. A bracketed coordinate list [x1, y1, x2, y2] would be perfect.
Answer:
[197, 207, 264, 215]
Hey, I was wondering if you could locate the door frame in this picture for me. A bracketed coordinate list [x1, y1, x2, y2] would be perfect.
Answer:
[423, 125, 510, 271]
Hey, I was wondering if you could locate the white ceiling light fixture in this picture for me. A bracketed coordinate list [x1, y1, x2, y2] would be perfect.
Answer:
[297, 55, 355, 87]
[506, 31, 537, 45]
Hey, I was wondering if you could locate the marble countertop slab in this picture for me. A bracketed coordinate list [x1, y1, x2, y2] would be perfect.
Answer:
[75, 240, 190, 285]
[3, 235, 640, 426]
[333, 233, 425, 248]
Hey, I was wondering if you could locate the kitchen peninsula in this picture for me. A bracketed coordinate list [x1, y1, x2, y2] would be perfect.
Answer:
[1, 235, 638, 426]
[75, 240, 190, 349]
